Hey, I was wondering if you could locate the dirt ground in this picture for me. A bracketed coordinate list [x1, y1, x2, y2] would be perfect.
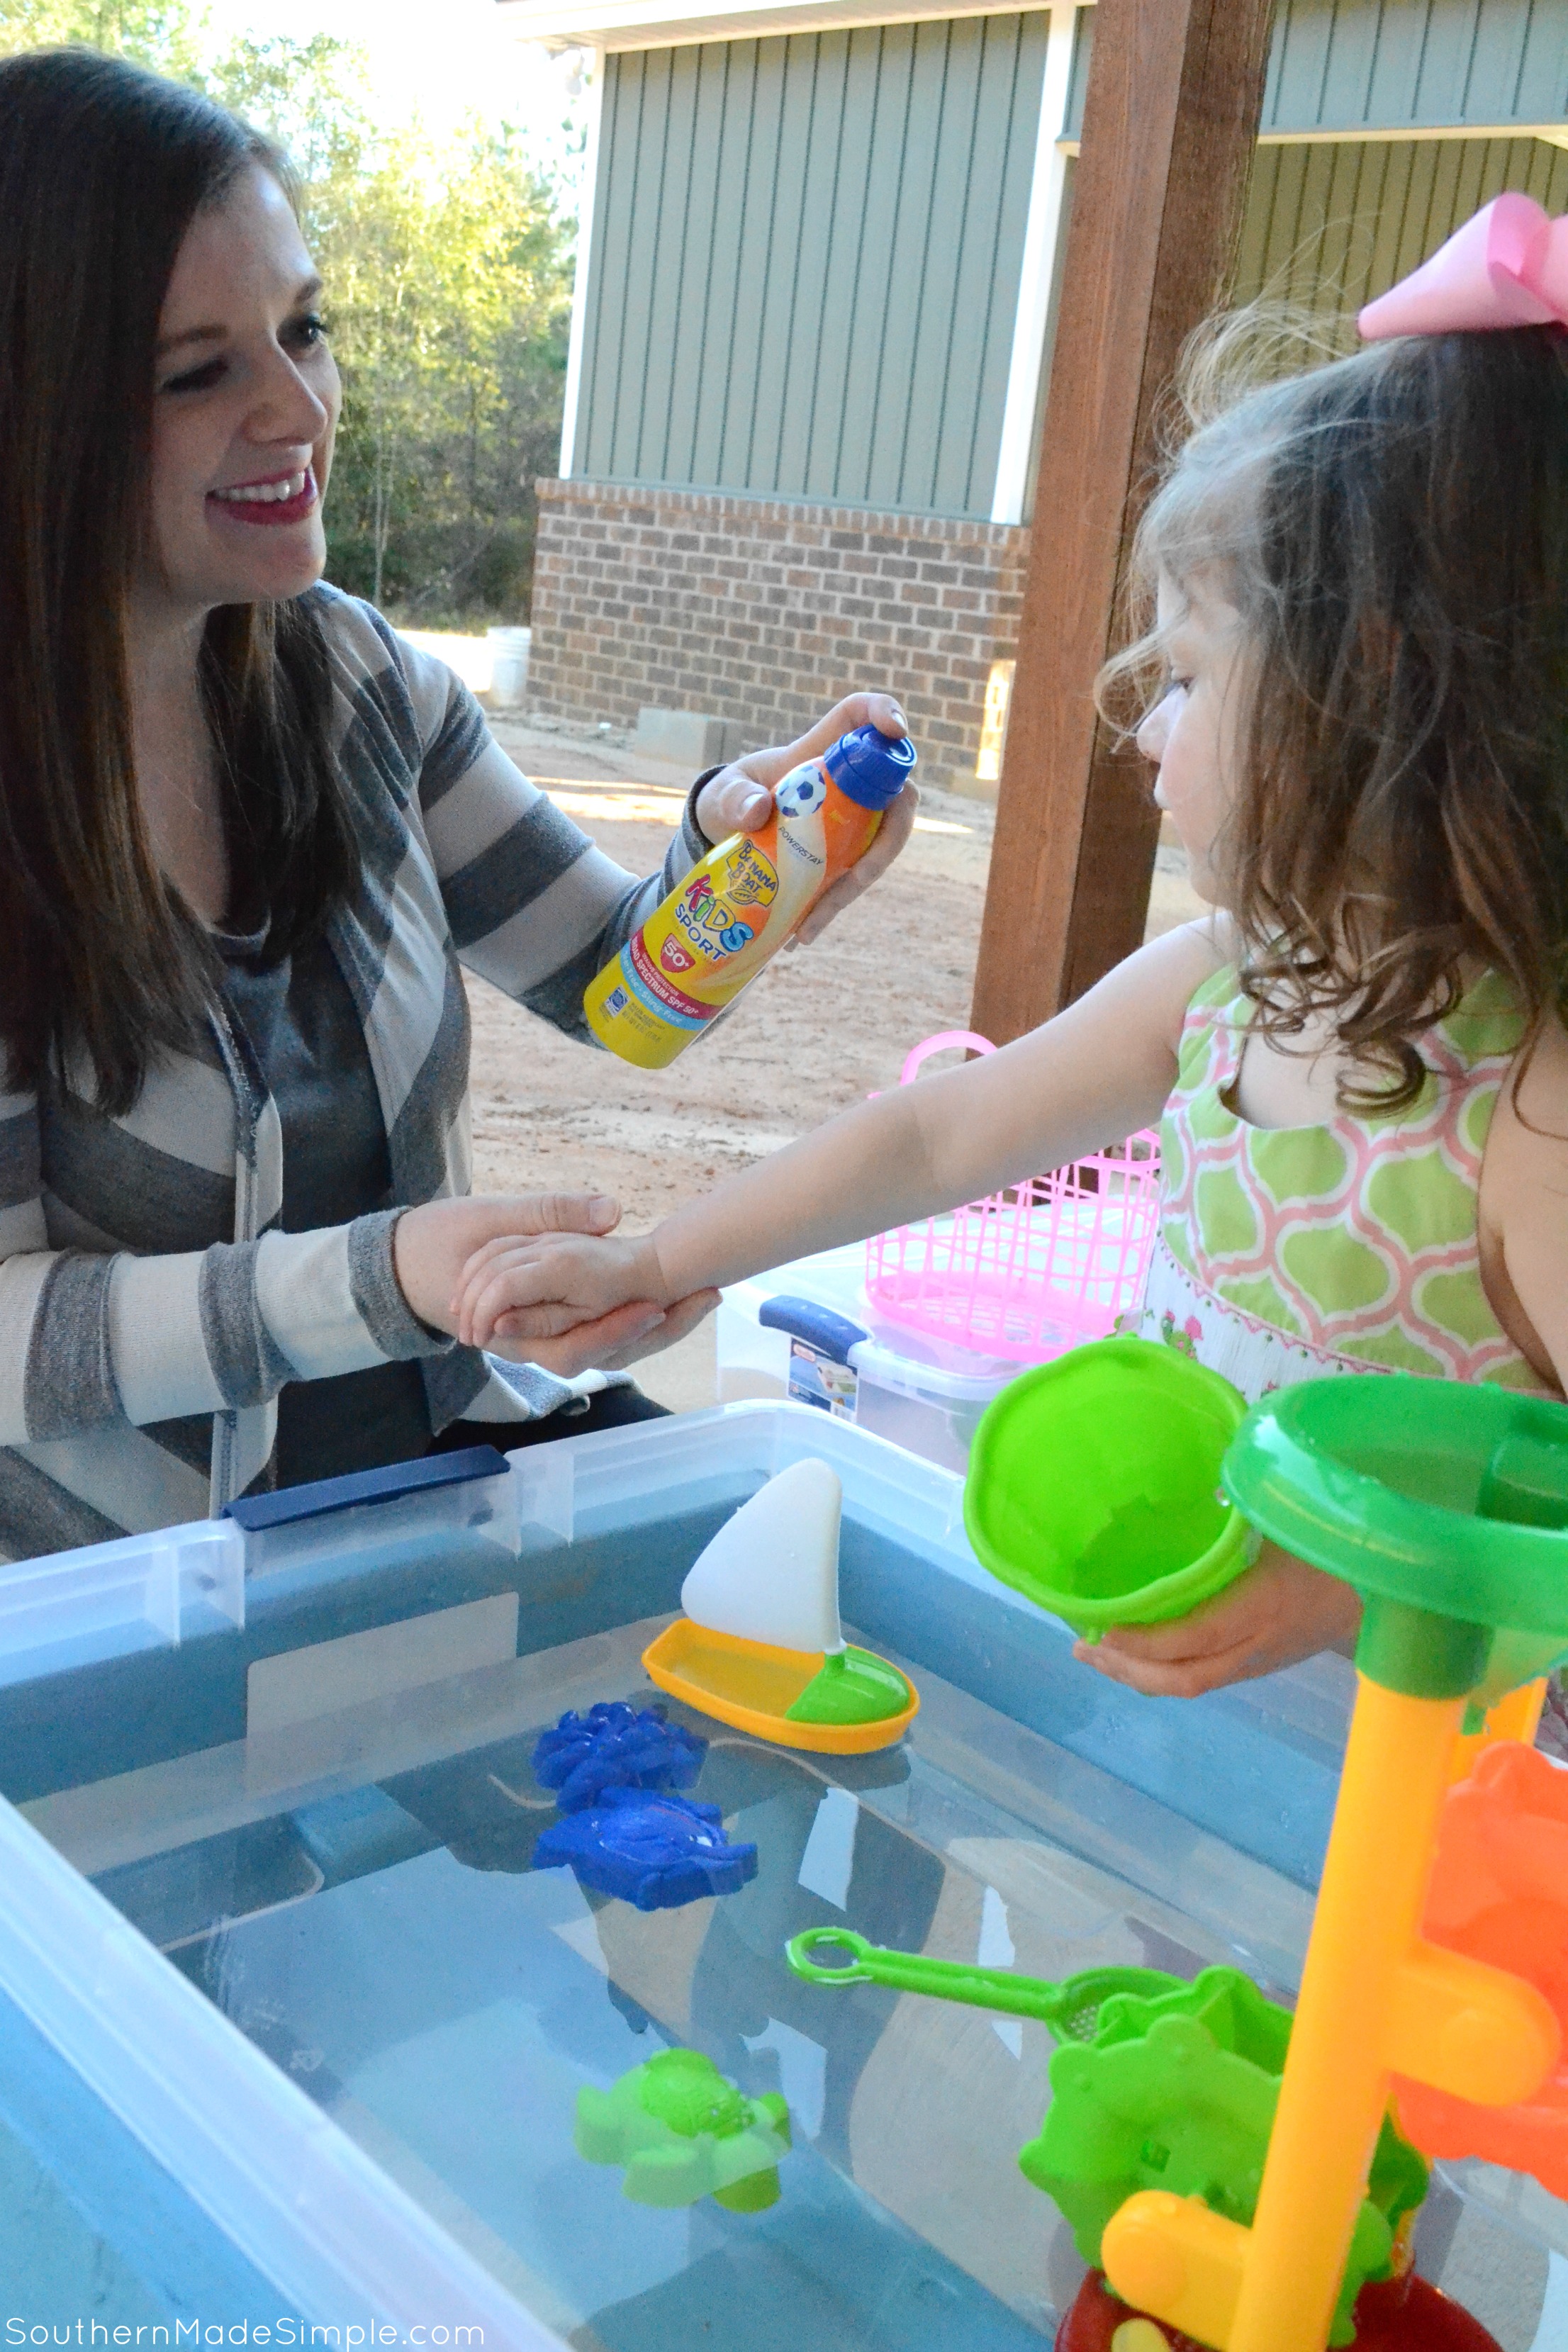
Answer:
[467, 712, 1202, 1407]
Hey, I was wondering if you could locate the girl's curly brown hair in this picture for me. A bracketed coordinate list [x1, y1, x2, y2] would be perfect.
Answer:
[1101, 311, 1568, 1111]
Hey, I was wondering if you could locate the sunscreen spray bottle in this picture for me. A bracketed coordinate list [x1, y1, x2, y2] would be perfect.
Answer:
[583, 722, 915, 1069]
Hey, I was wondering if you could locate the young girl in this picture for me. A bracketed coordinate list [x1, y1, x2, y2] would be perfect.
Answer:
[450, 218, 1568, 1701]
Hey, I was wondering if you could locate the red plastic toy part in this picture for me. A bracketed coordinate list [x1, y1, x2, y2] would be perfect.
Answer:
[1054, 2268, 1502, 2352]
[1395, 1741, 1568, 2191]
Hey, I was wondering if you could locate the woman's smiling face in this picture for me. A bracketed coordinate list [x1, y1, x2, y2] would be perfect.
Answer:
[146, 162, 340, 617]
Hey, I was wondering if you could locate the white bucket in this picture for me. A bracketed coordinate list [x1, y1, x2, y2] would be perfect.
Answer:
[486, 625, 531, 708]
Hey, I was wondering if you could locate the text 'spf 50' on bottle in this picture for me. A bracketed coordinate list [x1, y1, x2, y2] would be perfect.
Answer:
[583, 722, 916, 1069]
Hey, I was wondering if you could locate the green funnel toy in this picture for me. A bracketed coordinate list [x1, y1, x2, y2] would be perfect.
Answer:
[963, 1336, 1255, 1636]
[1223, 1374, 1568, 1703]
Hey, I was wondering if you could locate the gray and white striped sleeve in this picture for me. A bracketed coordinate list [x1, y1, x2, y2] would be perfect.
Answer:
[105, 1212, 446, 1431]
[396, 635, 709, 1041]
[0, 1078, 135, 1447]
[0, 1021, 452, 1447]
[0, 1134, 442, 1448]
[0, 1085, 63, 1441]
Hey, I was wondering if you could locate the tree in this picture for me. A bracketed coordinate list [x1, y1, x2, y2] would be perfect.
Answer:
[312, 121, 573, 615]
[3, 7, 577, 623]
[0, 0, 206, 80]
[211, 37, 576, 621]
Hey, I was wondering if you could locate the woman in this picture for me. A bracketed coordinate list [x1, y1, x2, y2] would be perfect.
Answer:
[0, 47, 912, 1557]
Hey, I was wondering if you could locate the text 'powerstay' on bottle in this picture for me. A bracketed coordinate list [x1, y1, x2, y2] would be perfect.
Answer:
[583, 722, 917, 1069]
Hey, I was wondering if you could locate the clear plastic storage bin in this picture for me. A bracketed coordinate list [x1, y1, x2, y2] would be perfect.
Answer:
[0, 1411, 1554, 2345]
[716, 1244, 1021, 1471]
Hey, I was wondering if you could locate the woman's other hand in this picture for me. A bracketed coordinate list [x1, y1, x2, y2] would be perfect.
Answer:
[447, 1224, 719, 1375]
[692, 690, 917, 946]
[536, 1281, 719, 1378]
[1071, 1542, 1363, 1698]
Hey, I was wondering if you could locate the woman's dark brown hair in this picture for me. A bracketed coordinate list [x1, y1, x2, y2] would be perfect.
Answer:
[0, 47, 356, 1114]
[1102, 313, 1568, 1109]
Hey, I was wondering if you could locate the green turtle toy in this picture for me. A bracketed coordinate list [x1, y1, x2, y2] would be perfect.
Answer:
[575, 2046, 792, 2211]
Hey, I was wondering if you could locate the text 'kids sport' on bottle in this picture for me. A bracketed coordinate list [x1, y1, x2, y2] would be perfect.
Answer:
[583, 722, 916, 1069]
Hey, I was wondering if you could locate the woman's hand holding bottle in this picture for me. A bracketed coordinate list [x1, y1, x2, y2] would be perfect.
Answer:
[689, 690, 916, 948]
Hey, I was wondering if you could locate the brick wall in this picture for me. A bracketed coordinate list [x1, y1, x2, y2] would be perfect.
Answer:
[527, 477, 1029, 798]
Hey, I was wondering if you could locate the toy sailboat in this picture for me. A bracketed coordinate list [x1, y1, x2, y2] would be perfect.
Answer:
[642, 1458, 919, 1754]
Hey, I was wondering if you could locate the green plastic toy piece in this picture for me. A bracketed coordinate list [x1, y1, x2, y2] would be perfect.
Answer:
[575, 2046, 791, 2210]
[1223, 1374, 1568, 1701]
[963, 1338, 1255, 1637]
[1088, 1959, 1289, 2068]
[787, 1933, 1428, 2348]
[1026, 2010, 1415, 2348]
[785, 1646, 912, 1725]
[786, 1924, 1180, 2039]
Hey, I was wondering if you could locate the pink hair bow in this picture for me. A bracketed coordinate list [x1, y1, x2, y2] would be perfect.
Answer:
[1358, 192, 1568, 340]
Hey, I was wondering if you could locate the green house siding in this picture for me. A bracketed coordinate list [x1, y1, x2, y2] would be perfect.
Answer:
[1262, 0, 1568, 134]
[1236, 133, 1568, 326]
[574, 15, 1050, 516]
[1069, 0, 1568, 138]
[574, 0, 1568, 522]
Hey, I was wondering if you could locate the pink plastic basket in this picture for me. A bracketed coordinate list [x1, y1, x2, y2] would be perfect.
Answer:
[864, 1032, 1163, 1365]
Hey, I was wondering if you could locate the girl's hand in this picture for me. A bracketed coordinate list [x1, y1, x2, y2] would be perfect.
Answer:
[449, 1228, 672, 1352]
[448, 1226, 719, 1374]
[692, 691, 917, 946]
[395, 1194, 698, 1379]
[1072, 1542, 1362, 1698]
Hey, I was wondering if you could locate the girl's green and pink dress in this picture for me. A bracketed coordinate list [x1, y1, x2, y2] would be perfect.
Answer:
[1131, 965, 1550, 1407]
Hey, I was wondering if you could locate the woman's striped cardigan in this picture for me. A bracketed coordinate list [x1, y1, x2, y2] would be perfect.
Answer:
[0, 588, 706, 1560]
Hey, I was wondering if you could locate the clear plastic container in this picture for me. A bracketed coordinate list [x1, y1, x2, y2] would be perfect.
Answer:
[0, 1410, 1549, 2344]
[716, 1243, 1020, 1471]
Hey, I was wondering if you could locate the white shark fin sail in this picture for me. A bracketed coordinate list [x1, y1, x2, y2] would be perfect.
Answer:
[681, 1458, 844, 1655]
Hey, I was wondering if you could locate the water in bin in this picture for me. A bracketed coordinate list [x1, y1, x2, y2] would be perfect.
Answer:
[0, 1423, 1555, 2343]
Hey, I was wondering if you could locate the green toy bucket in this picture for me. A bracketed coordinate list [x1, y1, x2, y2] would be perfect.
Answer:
[963, 1336, 1253, 1637]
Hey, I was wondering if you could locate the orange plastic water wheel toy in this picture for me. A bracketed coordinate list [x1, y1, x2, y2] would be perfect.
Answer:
[1396, 1739, 1568, 2193]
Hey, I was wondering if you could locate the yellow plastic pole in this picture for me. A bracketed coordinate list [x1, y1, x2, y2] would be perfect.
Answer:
[1226, 1678, 1462, 2352]
[1448, 1676, 1547, 1783]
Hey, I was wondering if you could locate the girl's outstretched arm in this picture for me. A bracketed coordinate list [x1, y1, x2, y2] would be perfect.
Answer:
[454, 918, 1225, 1350]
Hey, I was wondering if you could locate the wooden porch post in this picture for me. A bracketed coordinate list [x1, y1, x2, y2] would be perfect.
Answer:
[970, 0, 1274, 1044]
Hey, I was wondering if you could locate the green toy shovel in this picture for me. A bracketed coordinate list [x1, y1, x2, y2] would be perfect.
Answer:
[786, 1924, 1187, 2042]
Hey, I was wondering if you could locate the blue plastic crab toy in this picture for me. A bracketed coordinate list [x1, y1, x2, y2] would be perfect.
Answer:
[533, 1788, 758, 1910]
[532, 1702, 707, 1813]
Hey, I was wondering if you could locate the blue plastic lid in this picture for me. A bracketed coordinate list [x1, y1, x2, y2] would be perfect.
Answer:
[758, 1294, 871, 1365]
[822, 723, 917, 810]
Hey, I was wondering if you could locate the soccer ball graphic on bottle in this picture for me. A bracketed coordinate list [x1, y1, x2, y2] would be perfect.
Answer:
[776, 767, 828, 819]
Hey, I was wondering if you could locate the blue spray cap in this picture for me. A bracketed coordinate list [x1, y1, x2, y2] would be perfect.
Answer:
[821, 722, 917, 810]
